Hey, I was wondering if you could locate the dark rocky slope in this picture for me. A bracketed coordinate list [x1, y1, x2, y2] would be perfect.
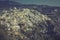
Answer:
[0, 1, 60, 40]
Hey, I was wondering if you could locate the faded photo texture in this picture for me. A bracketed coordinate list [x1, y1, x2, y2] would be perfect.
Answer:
[0, 0, 60, 40]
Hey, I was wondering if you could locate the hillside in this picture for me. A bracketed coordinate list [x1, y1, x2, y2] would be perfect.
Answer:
[0, 1, 60, 40]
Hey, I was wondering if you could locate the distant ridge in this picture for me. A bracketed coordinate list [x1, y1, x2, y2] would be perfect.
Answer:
[0, 1, 60, 7]
[0, 0, 60, 14]
[0, 0, 21, 8]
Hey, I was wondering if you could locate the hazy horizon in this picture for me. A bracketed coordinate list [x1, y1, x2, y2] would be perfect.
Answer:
[11, 0, 60, 6]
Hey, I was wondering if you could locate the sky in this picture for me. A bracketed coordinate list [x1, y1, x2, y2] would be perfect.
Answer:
[11, 0, 60, 6]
